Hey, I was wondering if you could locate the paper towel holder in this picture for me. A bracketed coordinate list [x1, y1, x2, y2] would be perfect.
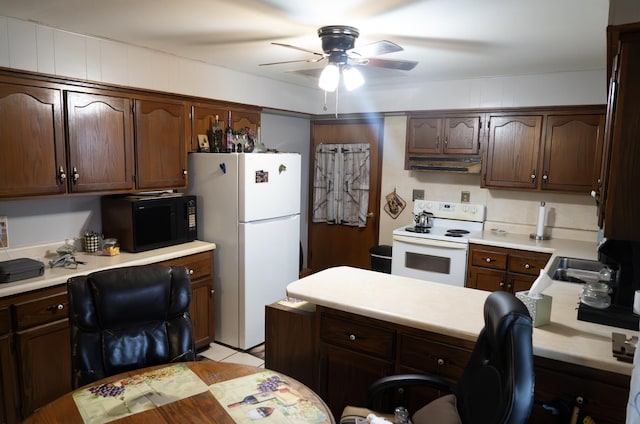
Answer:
[530, 201, 551, 240]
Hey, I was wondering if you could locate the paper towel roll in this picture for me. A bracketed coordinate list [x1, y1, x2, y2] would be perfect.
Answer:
[535, 202, 546, 237]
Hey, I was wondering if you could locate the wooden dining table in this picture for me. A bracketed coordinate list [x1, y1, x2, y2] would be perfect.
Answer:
[24, 361, 335, 423]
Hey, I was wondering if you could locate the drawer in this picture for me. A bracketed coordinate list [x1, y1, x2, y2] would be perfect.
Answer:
[508, 253, 550, 276]
[320, 314, 395, 360]
[159, 251, 213, 280]
[470, 249, 507, 270]
[14, 291, 68, 330]
[399, 333, 471, 380]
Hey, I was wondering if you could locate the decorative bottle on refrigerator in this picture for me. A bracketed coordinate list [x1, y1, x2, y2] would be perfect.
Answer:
[226, 111, 234, 152]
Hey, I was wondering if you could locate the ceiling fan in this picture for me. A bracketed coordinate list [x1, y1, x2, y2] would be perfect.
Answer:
[260, 25, 418, 92]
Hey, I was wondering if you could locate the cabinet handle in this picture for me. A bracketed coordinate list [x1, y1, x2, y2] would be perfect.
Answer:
[58, 166, 67, 183]
[187, 268, 194, 275]
[349, 334, 357, 341]
[48, 304, 64, 312]
[444, 136, 448, 146]
[499, 281, 505, 288]
[542, 172, 548, 183]
[530, 170, 537, 182]
[210, 289, 215, 295]
[182, 169, 188, 177]
[485, 257, 494, 263]
[523, 263, 531, 269]
[72, 166, 80, 183]
[436, 136, 440, 148]
[436, 358, 445, 366]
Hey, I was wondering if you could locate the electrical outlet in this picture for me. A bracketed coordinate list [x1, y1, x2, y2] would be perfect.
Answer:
[461, 191, 470, 203]
[413, 189, 425, 200]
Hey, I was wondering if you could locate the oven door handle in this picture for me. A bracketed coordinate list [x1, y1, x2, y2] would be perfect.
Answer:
[393, 235, 468, 250]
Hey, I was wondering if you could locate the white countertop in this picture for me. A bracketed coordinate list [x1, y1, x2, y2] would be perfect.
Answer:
[287, 266, 634, 377]
[470, 231, 598, 260]
[0, 240, 216, 298]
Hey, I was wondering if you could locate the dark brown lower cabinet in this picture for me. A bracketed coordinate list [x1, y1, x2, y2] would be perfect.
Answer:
[265, 301, 317, 389]
[0, 250, 215, 423]
[287, 306, 632, 424]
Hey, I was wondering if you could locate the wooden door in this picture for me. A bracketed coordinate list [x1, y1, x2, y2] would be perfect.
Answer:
[407, 117, 442, 154]
[443, 116, 481, 155]
[134, 98, 188, 190]
[0, 82, 66, 198]
[65, 91, 135, 193]
[309, 118, 382, 272]
[484, 115, 543, 189]
[542, 114, 604, 193]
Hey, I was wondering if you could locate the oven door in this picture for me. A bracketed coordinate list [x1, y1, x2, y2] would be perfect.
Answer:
[391, 235, 468, 286]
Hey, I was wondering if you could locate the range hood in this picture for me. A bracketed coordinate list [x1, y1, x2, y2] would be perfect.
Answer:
[407, 156, 482, 173]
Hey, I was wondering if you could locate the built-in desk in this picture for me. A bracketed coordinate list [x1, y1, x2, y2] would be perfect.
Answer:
[287, 266, 633, 424]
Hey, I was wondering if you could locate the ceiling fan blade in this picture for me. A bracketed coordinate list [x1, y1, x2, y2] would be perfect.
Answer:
[271, 42, 324, 56]
[259, 57, 326, 66]
[349, 40, 403, 58]
[361, 57, 418, 71]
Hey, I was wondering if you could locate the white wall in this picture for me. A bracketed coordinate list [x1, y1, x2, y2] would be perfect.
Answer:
[260, 111, 311, 267]
[0, 15, 615, 251]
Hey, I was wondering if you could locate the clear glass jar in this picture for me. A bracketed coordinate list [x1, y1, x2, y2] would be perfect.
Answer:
[580, 281, 612, 309]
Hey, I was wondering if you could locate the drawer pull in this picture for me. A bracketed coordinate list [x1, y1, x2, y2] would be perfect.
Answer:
[48, 304, 64, 312]
[485, 257, 494, 263]
[499, 281, 505, 288]
[210, 289, 215, 295]
[523, 263, 531, 269]
[349, 334, 357, 341]
[437, 358, 445, 366]
[187, 268, 194, 275]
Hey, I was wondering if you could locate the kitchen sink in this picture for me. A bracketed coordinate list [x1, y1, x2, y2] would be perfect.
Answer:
[547, 256, 609, 284]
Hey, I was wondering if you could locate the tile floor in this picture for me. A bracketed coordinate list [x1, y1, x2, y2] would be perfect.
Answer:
[198, 342, 265, 368]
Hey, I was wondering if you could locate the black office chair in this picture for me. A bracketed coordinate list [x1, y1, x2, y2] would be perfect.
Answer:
[342, 291, 534, 424]
[67, 264, 197, 389]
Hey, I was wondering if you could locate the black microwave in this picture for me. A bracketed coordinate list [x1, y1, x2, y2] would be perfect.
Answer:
[101, 194, 197, 253]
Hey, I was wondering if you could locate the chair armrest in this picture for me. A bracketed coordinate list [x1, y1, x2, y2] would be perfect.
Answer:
[366, 373, 454, 409]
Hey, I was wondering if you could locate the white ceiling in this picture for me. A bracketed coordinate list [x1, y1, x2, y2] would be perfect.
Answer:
[0, 0, 610, 89]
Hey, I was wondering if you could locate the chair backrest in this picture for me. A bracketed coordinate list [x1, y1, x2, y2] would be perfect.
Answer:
[454, 291, 534, 424]
[67, 264, 196, 388]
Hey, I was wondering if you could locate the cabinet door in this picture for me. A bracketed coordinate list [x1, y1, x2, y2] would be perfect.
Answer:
[443, 116, 480, 155]
[602, 30, 640, 240]
[0, 82, 66, 198]
[0, 307, 19, 424]
[542, 114, 605, 193]
[407, 117, 442, 154]
[319, 344, 394, 421]
[16, 320, 71, 418]
[65, 92, 135, 193]
[134, 99, 188, 190]
[467, 267, 508, 292]
[190, 278, 215, 349]
[191, 104, 227, 152]
[484, 115, 543, 189]
[231, 109, 260, 134]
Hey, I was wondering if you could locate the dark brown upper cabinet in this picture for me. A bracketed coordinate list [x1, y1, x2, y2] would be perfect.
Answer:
[407, 114, 481, 156]
[0, 80, 66, 198]
[134, 98, 189, 190]
[65, 91, 135, 193]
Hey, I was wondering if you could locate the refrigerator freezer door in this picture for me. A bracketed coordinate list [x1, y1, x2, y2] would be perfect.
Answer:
[239, 153, 301, 222]
[238, 214, 300, 349]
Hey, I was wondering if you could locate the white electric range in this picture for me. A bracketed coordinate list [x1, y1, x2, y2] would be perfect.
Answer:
[391, 200, 486, 286]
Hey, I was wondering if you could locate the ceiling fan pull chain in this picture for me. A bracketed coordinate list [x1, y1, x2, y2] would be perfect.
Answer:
[323, 90, 328, 112]
[335, 85, 339, 118]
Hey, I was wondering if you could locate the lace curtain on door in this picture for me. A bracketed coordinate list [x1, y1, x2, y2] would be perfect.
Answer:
[312, 143, 370, 227]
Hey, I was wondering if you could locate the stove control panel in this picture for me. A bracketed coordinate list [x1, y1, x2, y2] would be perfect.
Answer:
[414, 200, 486, 222]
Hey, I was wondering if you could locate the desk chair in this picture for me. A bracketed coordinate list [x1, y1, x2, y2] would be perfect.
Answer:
[342, 291, 534, 424]
[67, 264, 196, 389]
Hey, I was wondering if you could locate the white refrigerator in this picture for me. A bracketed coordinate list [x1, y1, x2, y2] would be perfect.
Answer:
[187, 152, 301, 350]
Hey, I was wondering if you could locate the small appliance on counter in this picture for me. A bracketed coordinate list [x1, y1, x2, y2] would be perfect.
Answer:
[101, 193, 197, 253]
[576, 238, 640, 330]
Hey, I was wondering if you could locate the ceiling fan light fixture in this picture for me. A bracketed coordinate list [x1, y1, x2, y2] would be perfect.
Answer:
[319, 63, 340, 92]
[343, 66, 364, 91]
